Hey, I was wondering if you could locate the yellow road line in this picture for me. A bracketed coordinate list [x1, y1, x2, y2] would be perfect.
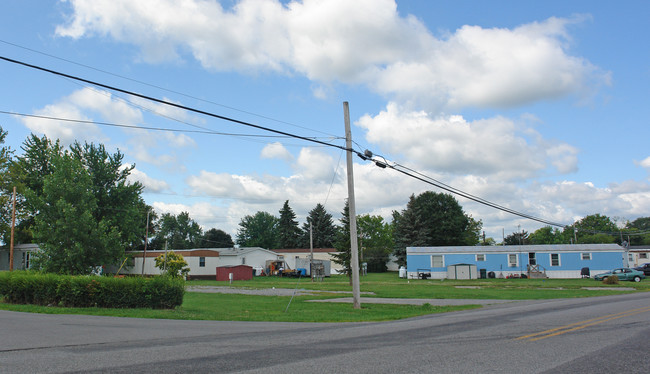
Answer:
[517, 306, 650, 342]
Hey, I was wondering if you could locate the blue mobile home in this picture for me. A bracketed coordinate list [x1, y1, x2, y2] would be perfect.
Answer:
[406, 244, 626, 279]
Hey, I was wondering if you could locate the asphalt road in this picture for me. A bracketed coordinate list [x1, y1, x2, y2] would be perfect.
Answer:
[1, 292, 649, 373]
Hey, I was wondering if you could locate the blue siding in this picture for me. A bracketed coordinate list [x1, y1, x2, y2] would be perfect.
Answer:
[407, 250, 624, 275]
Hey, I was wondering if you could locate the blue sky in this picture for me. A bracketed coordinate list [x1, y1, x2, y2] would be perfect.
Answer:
[1, 0, 649, 242]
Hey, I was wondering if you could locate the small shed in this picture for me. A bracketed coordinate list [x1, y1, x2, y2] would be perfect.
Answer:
[216, 265, 253, 281]
[447, 263, 478, 280]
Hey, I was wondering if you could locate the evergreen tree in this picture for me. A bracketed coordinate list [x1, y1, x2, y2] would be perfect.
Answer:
[277, 200, 302, 248]
[302, 203, 337, 248]
[332, 200, 354, 279]
[392, 192, 470, 265]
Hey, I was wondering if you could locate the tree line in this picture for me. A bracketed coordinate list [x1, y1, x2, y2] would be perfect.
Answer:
[2, 127, 648, 275]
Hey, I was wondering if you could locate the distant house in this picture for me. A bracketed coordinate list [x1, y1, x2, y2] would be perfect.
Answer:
[122, 247, 279, 279]
[0, 243, 39, 271]
[630, 245, 650, 267]
[273, 248, 343, 275]
[122, 249, 221, 279]
[407, 244, 626, 279]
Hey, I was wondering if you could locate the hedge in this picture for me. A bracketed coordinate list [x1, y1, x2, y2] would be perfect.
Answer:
[0, 271, 184, 309]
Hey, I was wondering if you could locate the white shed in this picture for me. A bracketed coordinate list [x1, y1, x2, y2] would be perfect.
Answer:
[447, 263, 478, 280]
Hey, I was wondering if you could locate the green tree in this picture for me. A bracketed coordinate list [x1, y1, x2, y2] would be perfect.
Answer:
[154, 251, 189, 278]
[358, 214, 394, 272]
[8, 133, 63, 244]
[529, 226, 564, 244]
[69, 141, 145, 249]
[0, 126, 15, 245]
[332, 200, 355, 280]
[236, 211, 279, 249]
[199, 228, 234, 248]
[626, 217, 650, 245]
[392, 192, 470, 264]
[29, 153, 122, 274]
[277, 200, 302, 248]
[503, 230, 530, 245]
[568, 214, 618, 244]
[152, 212, 203, 250]
[302, 203, 337, 248]
[463, 215, 483, 246]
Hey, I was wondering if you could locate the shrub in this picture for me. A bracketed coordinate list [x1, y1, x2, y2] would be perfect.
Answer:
[0, 271, 184, 309]
[602, 275, 619, 285]
[154, 251, 189, 278]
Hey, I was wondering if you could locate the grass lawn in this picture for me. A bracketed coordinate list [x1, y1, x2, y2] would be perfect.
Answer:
[1, 273, 647, 322]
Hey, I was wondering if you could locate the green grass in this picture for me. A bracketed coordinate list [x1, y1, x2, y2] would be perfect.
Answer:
[190, 273, 650, 299]
[1, 273, 648, 322]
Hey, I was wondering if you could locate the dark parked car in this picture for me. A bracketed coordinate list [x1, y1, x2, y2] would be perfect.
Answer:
[594, 268, 645, 282]
[634, 263, 650, 276]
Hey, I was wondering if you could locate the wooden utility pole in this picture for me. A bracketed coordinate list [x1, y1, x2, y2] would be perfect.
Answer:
[343, 102, 361, 309]
[142, 209, 150, 276]
[310, 222, 314, 282]
[9, 187, 16, 271]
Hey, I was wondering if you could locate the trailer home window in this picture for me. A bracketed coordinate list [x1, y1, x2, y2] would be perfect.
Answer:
[550, 253, 560, 266]
[199, 257, 205, 267]
[431, 255, 444, 268]
[508, 254, 518, 267]
[640, 253, 648, 259]
[581, 252, 591, 260]
[476, 254, 485, 262]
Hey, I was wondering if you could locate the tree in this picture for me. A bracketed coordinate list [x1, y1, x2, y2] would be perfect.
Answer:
[332, 200, 355, 280]
[29, 153, 122, 274]
[503, 230, 530, 245]
[69, 141, 145, 249]
[154, 251, 189, 278]
[277, 200, 302, 248]
[8, 133, 62, 244]
[357, 214, 394, 272]
[199, 228, 234, 248]
[529, 226, 564, 244]
[392, 192, 470, 265]
[463, 215, 483, 246]
[626, 217, 650, 245]
[569, 214, 618, 244]
[152, 212, 203, 250]
[302, 203, 337, 248]
[236, 211, 279, 249]
[0, 126, 15, 245]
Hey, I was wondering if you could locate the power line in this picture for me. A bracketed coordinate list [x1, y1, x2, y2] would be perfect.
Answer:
[0, 55, 352, 153]
[0, 110, 336, 143]
[0, 39, 339, 139]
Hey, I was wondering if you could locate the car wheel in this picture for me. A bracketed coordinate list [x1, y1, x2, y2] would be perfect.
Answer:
[633, 276, 641, 282]
[602, 277, 608, 282]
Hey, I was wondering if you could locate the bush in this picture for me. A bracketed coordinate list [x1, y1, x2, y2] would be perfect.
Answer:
[0, 271, 184, 309]
[602, 275, 619, 285]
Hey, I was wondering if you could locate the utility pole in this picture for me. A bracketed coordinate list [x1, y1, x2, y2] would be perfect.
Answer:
[310, 222, 314, 282]
[343, 101, 361, 309]
[142, 209, 150, 276]
[9, 187, 16, 271]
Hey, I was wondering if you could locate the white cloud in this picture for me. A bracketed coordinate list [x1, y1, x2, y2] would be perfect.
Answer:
[357, 103, 579, 180]
[637, 156, 650, 170]
[124, 165, 171, 192]
[19, 87, 142, 145]
[56, 0, 608, 110]
[261, 142, 293, 161]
